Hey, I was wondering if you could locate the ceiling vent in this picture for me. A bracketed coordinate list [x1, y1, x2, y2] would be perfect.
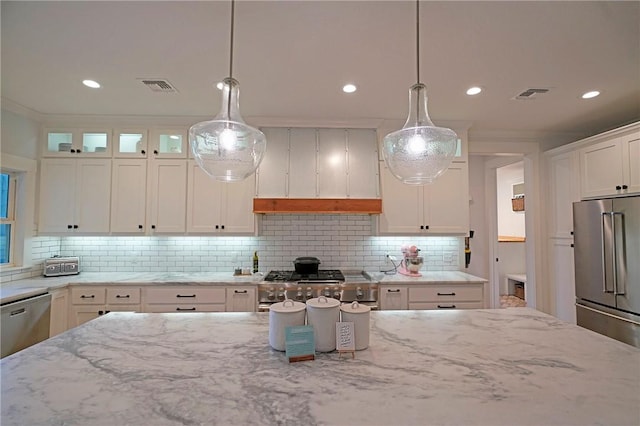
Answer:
[139, 79, 178, 93]
[513, 88, 550, 100]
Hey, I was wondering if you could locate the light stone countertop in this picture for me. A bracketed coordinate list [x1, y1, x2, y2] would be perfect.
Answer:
[0, 270, 487, 305]
[1, 308, 638, 426]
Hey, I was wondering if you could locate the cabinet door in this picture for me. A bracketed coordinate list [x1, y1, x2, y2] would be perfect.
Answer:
[226, 287, 256, 312]
[548, 153, 580, 238]
[379, 162, 421, 234]
[347, 129, 379, 198]
[49, 289, 69, 337]
[38, 159, 76, 233]
[425, 162, 469, 234]
[317, 129, 347, 198]
[187, 161, 222, 233]
[379, 287, 408, 310]
[149, 129, 188, 159]
[148, 160, 187, 233]
[623, 136, 640, 194]
[111, 159, 147, 233]
[288, 128, 317, 197]
[114, 129, 148, 158]
[257, 128, 289, 197]
[220, 177, 256, 234]
[580, 138, 624, 198]
[75, 159, 111, 233]
[69, 305, 104, 328]
[550, 238, 576, 324]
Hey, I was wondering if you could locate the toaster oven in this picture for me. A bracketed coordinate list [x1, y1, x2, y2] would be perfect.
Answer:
[44, 256, 80, 277]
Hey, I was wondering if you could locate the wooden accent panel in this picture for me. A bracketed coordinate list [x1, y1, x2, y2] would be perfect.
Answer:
[253, 198, 382, 214]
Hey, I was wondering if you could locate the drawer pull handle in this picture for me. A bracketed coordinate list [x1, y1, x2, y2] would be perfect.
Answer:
[437, 304, 456, 309]
[10, 308, 26, 316]
[176, 307, 197, 311]
[80, 295, 95, 299]
[234, 290, 248, 294]
[387, 289, 401, 293]
[437, 292, 456, 296]
[176, 294, 196, 298]
[116, 295, 130, 298]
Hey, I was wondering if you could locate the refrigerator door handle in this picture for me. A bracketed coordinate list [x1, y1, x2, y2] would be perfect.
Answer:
[601, 212, 614, 293]
[612, 211, 626, 296]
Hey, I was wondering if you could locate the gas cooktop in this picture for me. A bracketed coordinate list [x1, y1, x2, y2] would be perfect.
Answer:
[263, 270, 345, 282]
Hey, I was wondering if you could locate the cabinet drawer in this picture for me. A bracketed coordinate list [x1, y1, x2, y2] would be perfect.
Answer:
[408, 301, 484, 310]
[106, 287, 141, 304]
[144, 304, 226, 313]
[409, 285, 483, 302]
[71, 288, 106, 304]
[144, 287, 226, 304]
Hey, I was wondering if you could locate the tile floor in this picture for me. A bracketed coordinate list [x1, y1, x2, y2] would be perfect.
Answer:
[500, 294, 527, 308]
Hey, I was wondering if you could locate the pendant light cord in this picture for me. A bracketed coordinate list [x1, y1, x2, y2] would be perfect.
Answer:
[226, 0, 236, 120]
[416, 0, 420, 85]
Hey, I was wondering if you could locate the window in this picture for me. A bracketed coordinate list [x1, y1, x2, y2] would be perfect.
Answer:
[0, 172, 16, 265]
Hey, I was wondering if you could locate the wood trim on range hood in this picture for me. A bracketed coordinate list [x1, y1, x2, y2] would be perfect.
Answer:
[253, 198, 382, 214]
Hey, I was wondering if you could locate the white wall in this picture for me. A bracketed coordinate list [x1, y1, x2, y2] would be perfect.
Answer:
[496, 161, 525, 238]
[0, 108, 40, 159]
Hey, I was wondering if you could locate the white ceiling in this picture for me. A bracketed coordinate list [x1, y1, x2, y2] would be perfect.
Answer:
[2, 1, 639, 144]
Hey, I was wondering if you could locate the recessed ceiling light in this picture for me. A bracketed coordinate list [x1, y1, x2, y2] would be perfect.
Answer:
[466, 86, 482, 96]
[169, 135, 180, 140]
[582, 90, 600, 99]
[342, 84, 357, 93]
[82, 79, 101, 89]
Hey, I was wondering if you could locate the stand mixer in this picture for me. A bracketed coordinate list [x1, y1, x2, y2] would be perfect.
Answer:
[398, 245, 424, 277]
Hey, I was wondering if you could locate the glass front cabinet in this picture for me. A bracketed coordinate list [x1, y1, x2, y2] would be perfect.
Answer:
[149, 129, 188, 158]
[44, 129, 111, 157]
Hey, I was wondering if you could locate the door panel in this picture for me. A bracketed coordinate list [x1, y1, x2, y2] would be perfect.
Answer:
[613, 197, 640, 314]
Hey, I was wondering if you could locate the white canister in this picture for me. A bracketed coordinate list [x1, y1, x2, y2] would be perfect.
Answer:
[269, 299, 306, 351]
[340, 301, 371, 350]
[306, 296, 341, 352]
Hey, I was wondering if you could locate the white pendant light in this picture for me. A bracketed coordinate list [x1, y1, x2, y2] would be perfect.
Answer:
[189, 0, 266, 182]
[382, 0, 457, 185]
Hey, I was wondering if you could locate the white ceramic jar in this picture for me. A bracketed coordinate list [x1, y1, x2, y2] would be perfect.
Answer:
[340, 301, 371, 350]
[268, 299, 306, 351]
[306, 296, 341, 352]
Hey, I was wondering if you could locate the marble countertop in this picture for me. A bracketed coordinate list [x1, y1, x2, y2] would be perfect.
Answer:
[1, 308, 638, 426]
[1, 271, 487, 305]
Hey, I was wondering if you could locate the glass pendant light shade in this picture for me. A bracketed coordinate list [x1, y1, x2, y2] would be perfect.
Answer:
[189, 77, 266, 182]
[382, 83, 457, 185]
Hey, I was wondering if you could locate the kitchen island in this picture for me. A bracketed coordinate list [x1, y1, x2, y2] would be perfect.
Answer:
[2, 308, 638, 425]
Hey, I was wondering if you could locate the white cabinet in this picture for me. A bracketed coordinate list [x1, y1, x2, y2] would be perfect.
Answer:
[579, 131, 640, 198]
[38, 159, 111, 234]
[147, 160, 187, 233]
[148, 128, 188, 158]
[408, 284, 485, 310]
[379, 162, 469, 234]
[256, 128, 379, 198]
[69, 286, 141, 329]
[142, 286, 227, 313]
[379, 286, 408, 310]
[49, 288, 69, 337]
[113, 129, 148, 158]
[549, 238, 576, 324]
[106, 287, 141, 312]
[110, 159, 147, 234]
[226, 287, 257, 312]
[43, 128, 111, 157]
[186, 161, 255, 234]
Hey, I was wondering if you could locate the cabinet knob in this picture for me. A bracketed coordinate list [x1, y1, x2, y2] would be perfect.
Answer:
[570, 244, 574, 248]
[420, 225, 424, 230]
[138, 225, 143, 230]
[616, 185, 622, 190]
[141, 150, 146, 155]
[151, 225, 156, 230]
[622, 184, 628, 190]
[67, 225, 73, 229]
[153, 150, 158, 155]
[70, 149, 76, 153]
[73, 225, 78, 229]
[215, 225, 219, 229]
[221, 225, 225, 230]
[77, 149, 82, 153]
[425, 225, 429, 230]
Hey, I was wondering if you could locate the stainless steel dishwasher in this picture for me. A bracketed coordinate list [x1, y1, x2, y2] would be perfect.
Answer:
[1, 292, 52, 358]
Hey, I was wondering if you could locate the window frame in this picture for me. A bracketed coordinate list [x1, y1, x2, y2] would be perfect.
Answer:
[0, 171, 17, 266]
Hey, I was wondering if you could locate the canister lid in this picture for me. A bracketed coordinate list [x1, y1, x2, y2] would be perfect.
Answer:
[306, 296, 340, 309]
[340, 301, 371, 313]
[269, 299, 306, 313]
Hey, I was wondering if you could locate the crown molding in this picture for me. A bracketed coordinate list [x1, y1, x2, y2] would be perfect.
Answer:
[1, 98, 43, 122]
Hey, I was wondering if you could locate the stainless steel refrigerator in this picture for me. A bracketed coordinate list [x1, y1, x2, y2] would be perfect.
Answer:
[573, 196, 640, 347]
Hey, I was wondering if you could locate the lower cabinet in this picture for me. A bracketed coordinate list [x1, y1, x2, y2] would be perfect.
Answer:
[226, 287, 257, 312]
[69, 286, 141, 328]
[49, 288, 69, 337]
[142, 286, 226, 313]
[380, 283, 486, 310]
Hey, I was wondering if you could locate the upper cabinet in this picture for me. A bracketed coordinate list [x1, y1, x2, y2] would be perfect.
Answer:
[256, 128, 379, 199]
[43, 129, 111, 157]
[148, 128, 188, 159]
[579, 129, 640, 199]
[113, 129, 148, 158]
[38, 158, 111, 234]
[378, 161, 469, 235]
[147, 159, 187, 233]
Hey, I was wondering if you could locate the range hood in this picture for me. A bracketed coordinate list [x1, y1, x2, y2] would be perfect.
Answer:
[253, 198, 382, 214]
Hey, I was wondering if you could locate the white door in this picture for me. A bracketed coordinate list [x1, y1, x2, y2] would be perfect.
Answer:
[148, 160, 187, 233]
[38, 159, 77, 233]
[111, 159, 147, 233]
[75, 159, 111, 233]
[187, 161, 222, 233]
